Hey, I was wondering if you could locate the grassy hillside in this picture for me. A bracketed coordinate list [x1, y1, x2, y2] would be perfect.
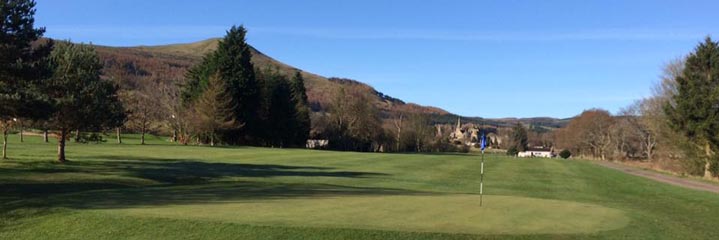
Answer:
[1, 134, 718, 239]
[91, 38, 567, 128]
[96, 39, 448, 117]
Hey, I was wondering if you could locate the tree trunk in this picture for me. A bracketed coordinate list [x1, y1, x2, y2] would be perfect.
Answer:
[704, 143, 713, 179]
[43, 129, 49, 143]
[395, 114, 402, 152]
[116, 128, 122, 144]
[19, 124, 23, 143]
[645, 135, 655, 161]
[210, 133, 215, 147]
[2, 129, 8, 160]
[74, 129, 81, 142]
[58, 129, 67, 163]
[140, 128, 146, 145]
[171, 129, 177, 143]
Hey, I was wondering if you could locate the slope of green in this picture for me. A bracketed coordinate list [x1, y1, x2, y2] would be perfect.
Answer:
[1, 134, 717, 239]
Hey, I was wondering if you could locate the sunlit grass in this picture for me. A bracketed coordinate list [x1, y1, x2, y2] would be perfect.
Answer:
[1, 133, 718, 239]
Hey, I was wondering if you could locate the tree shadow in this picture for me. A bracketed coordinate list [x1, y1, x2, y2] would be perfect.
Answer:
[1, 155, 409, 213]
[11, 182, 427, 211]
[3, 155, 385, 185]
[80, 156, 385, 184]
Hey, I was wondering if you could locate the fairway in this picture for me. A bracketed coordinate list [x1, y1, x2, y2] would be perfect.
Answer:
[1, 135, 718, 239]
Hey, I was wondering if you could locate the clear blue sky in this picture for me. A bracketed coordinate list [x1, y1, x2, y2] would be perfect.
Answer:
[35, 0, 719, 118]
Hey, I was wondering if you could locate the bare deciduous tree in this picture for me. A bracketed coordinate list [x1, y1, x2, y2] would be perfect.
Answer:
[121, 84, 164, 145]
[393, 113, 403, 151]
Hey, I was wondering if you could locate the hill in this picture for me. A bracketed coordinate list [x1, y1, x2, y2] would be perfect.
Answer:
[90, 38, 566, 129]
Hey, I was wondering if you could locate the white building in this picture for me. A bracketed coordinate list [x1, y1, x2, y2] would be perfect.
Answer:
[518, 148, 554, 158]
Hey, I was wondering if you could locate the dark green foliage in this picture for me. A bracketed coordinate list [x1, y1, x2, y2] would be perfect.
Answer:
[47, 42, 126, 162]
[74, 132, 106, 144]
[290, 71, 311, 147]
[258, 68, 295, 147]
[182, 26, 312, 147]
[183, 25, 259, 144]
[665, 37, 719, 177]
[0, 0, 53, 120]
[559, 149, 571, 159]
[507, 146, 519, 156]
[182, 56, 216, 104]
[510, 123, 529, 152]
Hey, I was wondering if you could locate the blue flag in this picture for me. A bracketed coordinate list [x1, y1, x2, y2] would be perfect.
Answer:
[480, 132, 487, 151]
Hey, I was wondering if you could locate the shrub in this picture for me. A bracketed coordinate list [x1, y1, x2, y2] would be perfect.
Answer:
[559, 149, 571, 159]
[458, 144, 470, 153]
[507, 146, 519, 156]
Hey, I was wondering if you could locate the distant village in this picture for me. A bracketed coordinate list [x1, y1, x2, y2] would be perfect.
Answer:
[444, 118, 554, 158]
[308, 117, 556, 158]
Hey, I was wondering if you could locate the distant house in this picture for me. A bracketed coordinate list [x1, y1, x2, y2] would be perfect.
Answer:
[306, 139, 329, 149]
[518, 147, 554, 158]
[448, 117, 480, 146]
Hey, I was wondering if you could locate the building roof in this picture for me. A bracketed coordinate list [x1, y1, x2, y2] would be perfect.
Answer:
[524, 147, 552, 152]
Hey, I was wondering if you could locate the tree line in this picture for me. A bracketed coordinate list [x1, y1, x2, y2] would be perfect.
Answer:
[553, 37, 719, 180]
[0, 1, 313, 162]
[1, 0, 126, 162]
[1, 0, 465, 162]
[180, 25, 310, 147]
[309, 85, 468, 153]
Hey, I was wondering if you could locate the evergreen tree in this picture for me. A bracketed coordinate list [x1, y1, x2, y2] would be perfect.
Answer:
[0, 0, 53, 159]
[665, 37, 719, 179]
[290, 71, 311, 147]
[47, 42, 126, 162]
[510, 123, 529, 152]
[183, 25, 259, 144]
[182, 56, 216, 104]
[259, 69, 295, 147]
[192, 73, 240, 146]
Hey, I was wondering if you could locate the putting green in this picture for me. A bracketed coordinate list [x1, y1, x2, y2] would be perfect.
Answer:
[96, 195, 629, 234]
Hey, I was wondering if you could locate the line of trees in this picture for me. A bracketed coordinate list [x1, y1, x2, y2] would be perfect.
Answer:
[0, 0, 520, 159]
[1, 0, 125, 162]
[180, 26, 310, 148]
[2, 0, 455, 159]
[554, 37, 719, 180]
[311, 86, 468, 153]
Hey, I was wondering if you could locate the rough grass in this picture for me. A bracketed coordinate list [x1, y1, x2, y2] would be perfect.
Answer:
[1, 134, 718, 239]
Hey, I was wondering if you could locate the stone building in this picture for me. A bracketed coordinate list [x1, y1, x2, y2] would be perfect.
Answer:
[449, 118, 480, 145]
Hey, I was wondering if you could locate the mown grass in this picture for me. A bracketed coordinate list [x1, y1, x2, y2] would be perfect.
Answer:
[1, 134, 718, 239]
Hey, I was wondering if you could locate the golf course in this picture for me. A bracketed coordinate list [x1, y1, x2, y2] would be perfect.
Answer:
[1, 135, 717, 239]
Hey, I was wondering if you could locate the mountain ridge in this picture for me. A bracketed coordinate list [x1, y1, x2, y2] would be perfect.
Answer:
[89, 38, 567, 128]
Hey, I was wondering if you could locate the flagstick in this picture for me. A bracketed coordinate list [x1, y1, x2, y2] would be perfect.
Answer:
[480, 149, 485, 207]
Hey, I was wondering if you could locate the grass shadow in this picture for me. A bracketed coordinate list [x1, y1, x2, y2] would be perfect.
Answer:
[0, 155, 403, 213]
[14, 182, 427, 210]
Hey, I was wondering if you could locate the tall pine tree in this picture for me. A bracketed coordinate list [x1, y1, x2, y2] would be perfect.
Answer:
[184, 25, 259, 144]
[665, 37, 719, 179]
[510, 123, 529, 153]
[290, 71, 311, 147]
[47, 42, 126, 162]
[0, 0, 53, 159]
[258, 68, 295, 148]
